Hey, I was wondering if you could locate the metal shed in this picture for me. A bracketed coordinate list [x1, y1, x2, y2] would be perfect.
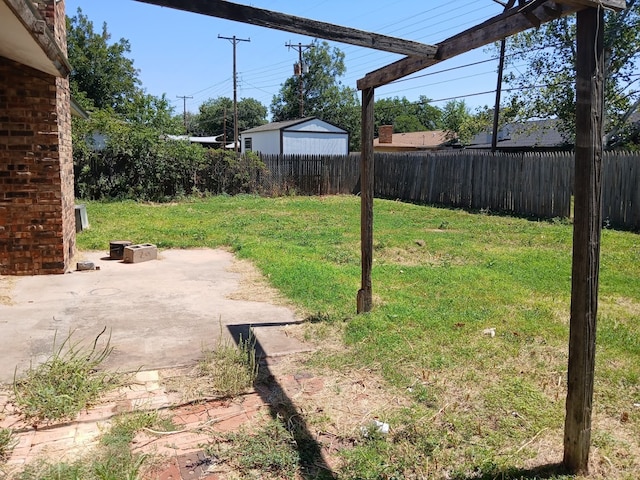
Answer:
[240, 117, 349, 155]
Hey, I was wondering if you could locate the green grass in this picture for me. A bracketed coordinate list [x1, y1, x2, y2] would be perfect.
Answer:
[76, 195, 640, 479]
[0, 428, 15, 464]
[12, 330, 120, 422]
[16, 411, 169, 480]
[204, 420, 300, 479]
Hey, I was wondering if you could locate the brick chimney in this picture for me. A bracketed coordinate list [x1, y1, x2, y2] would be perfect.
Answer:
[379, 125, 393, 144]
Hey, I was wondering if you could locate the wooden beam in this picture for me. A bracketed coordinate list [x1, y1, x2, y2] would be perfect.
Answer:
[358, 1, 579, 90]
[357, 87, 375, 314]
[563, 6, 605, 474]
[555, 0, 625, 11]
[134, 0, 437, 58]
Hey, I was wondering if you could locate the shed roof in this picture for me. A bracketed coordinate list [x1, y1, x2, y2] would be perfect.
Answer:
[241, 117, 347, 134]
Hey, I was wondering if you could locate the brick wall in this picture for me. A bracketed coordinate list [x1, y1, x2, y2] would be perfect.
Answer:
[0, 0, 75, 275]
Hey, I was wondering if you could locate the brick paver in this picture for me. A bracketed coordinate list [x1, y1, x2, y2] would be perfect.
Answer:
[0, 367, 327, 480]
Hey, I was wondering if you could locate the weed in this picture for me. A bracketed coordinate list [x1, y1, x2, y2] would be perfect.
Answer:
[0, 427, 16, 463]
[12, 329, 119, 422]
[197, 333, 258, 398]
[204, 419, 300, 479]
[16, 411, 169, 480]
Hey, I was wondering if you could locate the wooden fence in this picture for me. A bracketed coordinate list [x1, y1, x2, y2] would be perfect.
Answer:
[258, 151, 640, 230]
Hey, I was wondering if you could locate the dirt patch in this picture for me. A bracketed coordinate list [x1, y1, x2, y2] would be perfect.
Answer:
[226, 257, 289, 306]
[0, 276, 14, 306]
[376, 244, 465, 267]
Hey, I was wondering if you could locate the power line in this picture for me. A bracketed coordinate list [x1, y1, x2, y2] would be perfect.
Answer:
[176, 95, 193, 130]
[219, 35, 251, 153]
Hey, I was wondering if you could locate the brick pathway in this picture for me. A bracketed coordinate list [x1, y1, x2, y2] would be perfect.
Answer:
[0, 368, 328, 480]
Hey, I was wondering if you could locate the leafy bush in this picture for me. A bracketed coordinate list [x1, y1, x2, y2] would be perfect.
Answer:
[72, 110, 266, 200]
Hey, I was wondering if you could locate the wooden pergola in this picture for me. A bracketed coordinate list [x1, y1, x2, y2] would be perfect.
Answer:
[137, 0, 626, 473]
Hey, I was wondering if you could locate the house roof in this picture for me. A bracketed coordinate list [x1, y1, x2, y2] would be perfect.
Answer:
[166, 134, 223, 144]
[241, 117, 347, 134]
[0, 0, 70, 76]
[468, 119, 571, 150]
[373, 130, 453, 149]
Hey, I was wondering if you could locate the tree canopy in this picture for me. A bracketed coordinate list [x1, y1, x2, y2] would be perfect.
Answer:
[193, 97, 267, 138]
[67, 8, 140, 113]
[271, 40, 361, 150]
[374, 96, 442, 136]
[503, 0, 640, 148]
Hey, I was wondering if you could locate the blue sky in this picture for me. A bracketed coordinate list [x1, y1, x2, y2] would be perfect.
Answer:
[65, 0, 515, 118]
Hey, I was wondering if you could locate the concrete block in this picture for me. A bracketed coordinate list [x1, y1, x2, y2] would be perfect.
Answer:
[109, 240, 132, 260]
[123, 244, 157, 264]
[76, 261, 95, 271]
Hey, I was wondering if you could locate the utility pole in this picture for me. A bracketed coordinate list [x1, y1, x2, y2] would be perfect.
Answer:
[176, 95, 193, 132]
[219, 35, 250, 153]
[286, 42, 313, 118]
[490, 0, 512, 152]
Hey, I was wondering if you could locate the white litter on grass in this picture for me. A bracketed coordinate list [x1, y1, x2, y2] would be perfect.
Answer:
[483, 328, 496, 338]
[361, 420, 390, 437]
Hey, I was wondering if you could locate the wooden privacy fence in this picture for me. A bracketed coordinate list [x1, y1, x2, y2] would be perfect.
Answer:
[257, 151, 640, 230]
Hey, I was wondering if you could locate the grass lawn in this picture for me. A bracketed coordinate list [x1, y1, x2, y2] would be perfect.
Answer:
[77, 195, 640, 479]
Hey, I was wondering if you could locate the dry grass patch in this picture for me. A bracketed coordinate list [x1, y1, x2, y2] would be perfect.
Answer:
[226, 257, 290, 306]
[375, 244, 465, 267]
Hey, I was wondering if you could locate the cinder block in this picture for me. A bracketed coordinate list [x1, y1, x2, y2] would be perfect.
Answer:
[123, 244, 157, 264]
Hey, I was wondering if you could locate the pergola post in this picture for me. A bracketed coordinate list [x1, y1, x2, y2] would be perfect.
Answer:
[563, 6, 605, 474]
[357, 87, 375, 313]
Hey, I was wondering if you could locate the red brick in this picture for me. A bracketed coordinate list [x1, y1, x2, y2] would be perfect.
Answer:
[0, 1, 74, 276]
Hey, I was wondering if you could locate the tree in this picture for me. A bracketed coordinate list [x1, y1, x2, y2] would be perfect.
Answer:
[195, 97, 267, 138]
[271, 40, 361, 150]
[374, 95, 442, 135]
[439, 100, 471, 144]
[67, 8, 140, 112]
[503, 1, 640, 148]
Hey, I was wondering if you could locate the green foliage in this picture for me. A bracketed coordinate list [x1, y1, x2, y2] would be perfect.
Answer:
[12, 330, 119, 422]
[271, 40, 361, 151]
[67, 8, 140, 113]
[193, 96, 267, 137]
[0, 428, 16, 463]
[504, 1, 640, 148]
[205, 420, 300, 479]
[374, 95, 443, 135]
[440, 99, 489, 144]
[202, 149, 266, 196]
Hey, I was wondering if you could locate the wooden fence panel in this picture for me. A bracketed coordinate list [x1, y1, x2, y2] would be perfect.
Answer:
[602, 151, 640, 230]
[257, 150, 637, 230]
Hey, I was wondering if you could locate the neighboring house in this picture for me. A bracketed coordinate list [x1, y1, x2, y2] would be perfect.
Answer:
[240, 117, 349, 155]
[467, 119, 572, 151]
[373, 125, 455, 152]
[0, 0, 76, 275]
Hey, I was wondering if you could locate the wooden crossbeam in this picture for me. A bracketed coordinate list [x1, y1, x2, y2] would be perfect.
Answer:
[557, 0, 625, 9]
[358, 1, 583, 90]
[134, 0, 437, 58]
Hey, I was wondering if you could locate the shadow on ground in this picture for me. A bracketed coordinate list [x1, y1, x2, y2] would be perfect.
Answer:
[228, 322, 337, 480]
